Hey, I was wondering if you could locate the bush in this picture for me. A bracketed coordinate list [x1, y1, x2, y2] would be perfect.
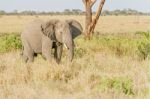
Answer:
[137, 32, 150, 60]
[89, 35, 137, 57]
[95, 76, 134, 95]
[0, 34, 22, 53]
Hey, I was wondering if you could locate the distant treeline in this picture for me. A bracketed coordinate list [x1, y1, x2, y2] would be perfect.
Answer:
[0, 9, 150, 16]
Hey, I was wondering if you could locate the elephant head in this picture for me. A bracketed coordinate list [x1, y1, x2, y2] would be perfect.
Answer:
[54, 20, 74, 62]
[41, 19, 83, 62]
[41, 19, 74, 62]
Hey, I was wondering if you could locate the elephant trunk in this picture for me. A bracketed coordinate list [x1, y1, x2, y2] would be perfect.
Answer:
[64, 39, 74, 62]
[63, 27, 74, 62]
[68, 41, 74, 62]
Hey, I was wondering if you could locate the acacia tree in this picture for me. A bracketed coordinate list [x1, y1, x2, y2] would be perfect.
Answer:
[82, 0, 106, 39]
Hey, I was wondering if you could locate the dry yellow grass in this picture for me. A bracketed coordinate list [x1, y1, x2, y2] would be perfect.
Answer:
[0, 15, 150, 99]
[0, 50, 149, 99]
[0, 15, 150, 34]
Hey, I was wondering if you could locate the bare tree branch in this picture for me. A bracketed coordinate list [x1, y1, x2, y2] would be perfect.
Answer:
[90, 0, 97, 7]
[82, 0, 87, 5]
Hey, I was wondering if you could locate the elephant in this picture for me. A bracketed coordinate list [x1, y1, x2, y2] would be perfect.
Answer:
[21, 19, 83, 63]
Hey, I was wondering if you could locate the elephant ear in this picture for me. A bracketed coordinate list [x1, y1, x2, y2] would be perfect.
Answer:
[41, 21, 55, 41]
[66, 20, 83, 39]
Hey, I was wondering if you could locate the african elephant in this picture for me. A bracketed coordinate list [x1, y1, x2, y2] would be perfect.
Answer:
[21, 19, 83, 63]
[49, 19, 83, 63]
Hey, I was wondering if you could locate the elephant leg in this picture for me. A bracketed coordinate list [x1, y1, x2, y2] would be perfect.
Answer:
[21, 38, 34, 62]
[54, 43, 63, 64]
[23, 42, 34, 62]
[28, 53, 34, 62]
[25, 47, 34, 63]
[42, 35, 53, 61]
[22, 53, 28, 63]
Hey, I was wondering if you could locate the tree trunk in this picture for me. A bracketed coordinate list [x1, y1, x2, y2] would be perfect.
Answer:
[82, 0, 105, 40]
[88, 0, 106, 36]
[85, 0, 92, 39]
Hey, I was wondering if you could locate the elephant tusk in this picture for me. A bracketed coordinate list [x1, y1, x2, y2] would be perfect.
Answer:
[64, 44, 69, 49]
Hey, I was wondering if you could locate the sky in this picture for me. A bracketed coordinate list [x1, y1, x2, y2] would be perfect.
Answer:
[0, 0, 150, 12]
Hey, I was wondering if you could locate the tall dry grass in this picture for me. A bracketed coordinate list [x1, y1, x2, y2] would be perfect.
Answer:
[0, 50, 149, 99]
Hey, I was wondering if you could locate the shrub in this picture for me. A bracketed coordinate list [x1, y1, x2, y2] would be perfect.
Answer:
[137, 31, 150, 60]
[0, 34, 22, 53]
[95, 76, 134, 95]
[90, 35, 137, 57]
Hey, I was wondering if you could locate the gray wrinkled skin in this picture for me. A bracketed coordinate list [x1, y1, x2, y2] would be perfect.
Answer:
[21, 19, 53, 62]
[21, 19, 83, 63]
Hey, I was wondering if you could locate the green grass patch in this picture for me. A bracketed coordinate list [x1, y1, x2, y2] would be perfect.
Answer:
[0, 34, 22, 53]
[94, 76, 134, 95]
[75, 34, 138, 57]
[136, 31, 150, 60]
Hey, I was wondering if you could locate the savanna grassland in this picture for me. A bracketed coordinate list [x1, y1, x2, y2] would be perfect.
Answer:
[0, 15, 150, 99]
